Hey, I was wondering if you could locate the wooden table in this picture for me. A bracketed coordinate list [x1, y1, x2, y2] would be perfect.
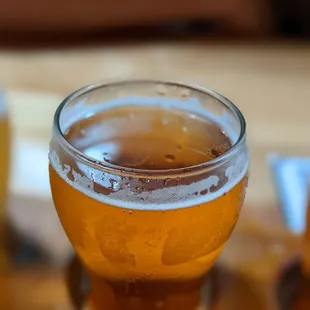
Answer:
[1, 39, 310, 309]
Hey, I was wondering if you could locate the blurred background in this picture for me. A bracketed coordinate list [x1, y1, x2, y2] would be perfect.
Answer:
[0, 0, 310, 309]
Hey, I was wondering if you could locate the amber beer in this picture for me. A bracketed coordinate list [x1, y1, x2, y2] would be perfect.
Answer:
[0, 101, 10, 269]
[0, 107, 9, 212]
[49, 81, 248, 310]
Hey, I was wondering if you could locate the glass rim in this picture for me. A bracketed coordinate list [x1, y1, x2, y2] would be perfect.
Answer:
[53, 79, 247, 177]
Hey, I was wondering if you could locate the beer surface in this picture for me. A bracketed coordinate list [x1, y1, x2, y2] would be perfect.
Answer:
[49, 102, 248, 309]
[65, 106, 231, 170]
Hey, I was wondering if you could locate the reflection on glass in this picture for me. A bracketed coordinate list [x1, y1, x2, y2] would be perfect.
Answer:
[49, 80, 249, 310]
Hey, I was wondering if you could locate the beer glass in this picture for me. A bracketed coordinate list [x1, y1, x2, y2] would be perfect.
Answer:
[49, 80, 249, 310]
[0, 96, 10, 269]
[304, 182, 310, 276]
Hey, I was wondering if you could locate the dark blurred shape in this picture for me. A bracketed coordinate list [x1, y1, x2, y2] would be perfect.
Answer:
[271, 0, 310, 38]
[0, 0, 272, 42]
[67, 256, 89, 310]
[0, 0, 310, 46]
[276, 258, 310, 310]
[4, 219, 47, 266]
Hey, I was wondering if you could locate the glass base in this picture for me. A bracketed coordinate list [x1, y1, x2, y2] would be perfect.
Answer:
[67, 256, 264, 310]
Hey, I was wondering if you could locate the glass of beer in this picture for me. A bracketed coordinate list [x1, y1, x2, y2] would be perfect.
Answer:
[49, 80, 249, 310]
[0, 96, 10, 269]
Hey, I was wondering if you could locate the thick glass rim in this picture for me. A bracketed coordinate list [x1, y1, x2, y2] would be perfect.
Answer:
[53, 79, 247, 177]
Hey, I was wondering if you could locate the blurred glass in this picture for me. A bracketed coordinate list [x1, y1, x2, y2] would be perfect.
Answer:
[303, 181, 310, 276]
[270, 156, 310, 310]
[0, 94, 10, 270]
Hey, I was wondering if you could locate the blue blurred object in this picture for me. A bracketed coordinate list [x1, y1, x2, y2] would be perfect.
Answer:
[269, 154, 310, 235]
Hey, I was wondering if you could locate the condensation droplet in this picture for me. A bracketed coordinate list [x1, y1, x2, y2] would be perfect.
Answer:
[109, 178, 118, 190]
[164, 178, 172, 186]
[140, 178, 151, 184]
[176, 145, 182, 151]
[156, 84, 167, 96]
[182, 126, 188, 132]
[162, 119, 168, 125]
[129, 210, 133, 215]
[165, 154, 175, 162]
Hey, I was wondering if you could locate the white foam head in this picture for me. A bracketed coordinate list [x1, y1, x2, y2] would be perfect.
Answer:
[50, 97, 249, 210]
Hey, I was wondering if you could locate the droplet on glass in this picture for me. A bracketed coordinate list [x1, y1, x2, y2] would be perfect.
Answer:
[156, 84, 167, 96]
[211, 149, 220, 158]
[165, 154, 175, 162]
